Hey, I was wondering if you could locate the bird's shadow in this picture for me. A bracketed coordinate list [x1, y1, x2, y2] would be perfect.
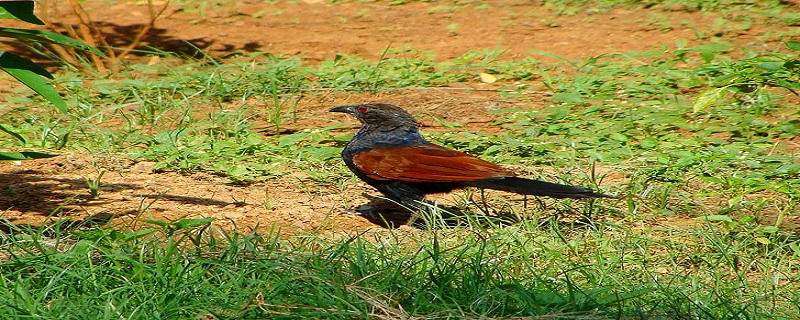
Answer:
[349, 194, 523, 229]
[349, 194, 603, 230]
[348, 194, 415, 228]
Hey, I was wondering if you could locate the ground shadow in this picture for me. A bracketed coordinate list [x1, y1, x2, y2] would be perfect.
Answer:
[0, 170, 252, 230]
[88, 22, 261, 58]
[0, 171, 142, 216]
[350, 194, 528, 229]
[4, 21, 263, 68]
[349, 193, 607, 230]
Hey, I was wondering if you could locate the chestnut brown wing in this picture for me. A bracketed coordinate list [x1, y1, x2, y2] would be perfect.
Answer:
[352, 144, 515, 182]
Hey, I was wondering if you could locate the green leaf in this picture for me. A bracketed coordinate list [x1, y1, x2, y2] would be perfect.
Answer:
[551, 92, 584, 104]
[0, 51, 67, 113]
[0, 28, 105, 57]
[786, 41, 800, 51]
[774, 163, 800, 175]
[173, 218, 216, 229]
[697, 215, 734, 223]
[0, 1, 44, 25]
[700, 175, 725, 184]
[760, 226, 780, 233]
[0, 151, 58, 161]
[122, 228, 159, 241]
[775, 79, 800, 90]
[754, 237, 770, 245]
[756, 62, 783, 71]
[0, 49, 50, 78]
[692, 87, 727, 113]
[686, 43, 734, 53]
[0, 123, 26, 144]
[638, 136, 658, 149]
[675, 38, 688, 49]
[608, 132, 628, 142]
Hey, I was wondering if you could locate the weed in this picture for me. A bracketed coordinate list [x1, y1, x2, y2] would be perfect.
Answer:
[84, 169, 105, 198]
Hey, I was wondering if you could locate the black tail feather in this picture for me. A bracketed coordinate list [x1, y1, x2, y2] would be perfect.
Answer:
[467, 176, 611, 199]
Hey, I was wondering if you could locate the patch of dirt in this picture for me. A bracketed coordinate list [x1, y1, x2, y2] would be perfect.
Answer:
[93, 1, 717, 62]
[1, 1, 797, 234]
[0, 153, 371, 237]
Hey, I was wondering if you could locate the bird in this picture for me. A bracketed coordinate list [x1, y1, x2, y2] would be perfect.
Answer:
[330, 103, 611, 213]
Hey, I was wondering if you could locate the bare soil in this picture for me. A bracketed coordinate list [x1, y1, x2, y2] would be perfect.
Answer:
[1, 1, 797, 235]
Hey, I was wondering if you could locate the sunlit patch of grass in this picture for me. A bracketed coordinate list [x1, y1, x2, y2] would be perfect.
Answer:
[1, 214, 798, 318]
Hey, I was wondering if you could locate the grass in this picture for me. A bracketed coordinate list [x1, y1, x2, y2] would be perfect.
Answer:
[1, 215, 798, 318]
[1, 0, 800, 318]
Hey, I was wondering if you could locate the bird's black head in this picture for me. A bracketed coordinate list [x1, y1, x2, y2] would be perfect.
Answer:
[330, 103, 419, 128]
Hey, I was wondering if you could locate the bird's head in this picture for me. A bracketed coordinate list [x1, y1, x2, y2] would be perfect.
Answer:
[330, 103, 419, 128]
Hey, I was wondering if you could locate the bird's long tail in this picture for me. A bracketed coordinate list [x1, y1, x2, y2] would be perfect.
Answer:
[467, 176, 612, 199]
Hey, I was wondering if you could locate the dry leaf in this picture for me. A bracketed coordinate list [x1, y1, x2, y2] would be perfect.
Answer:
[479, 73, 497, 83]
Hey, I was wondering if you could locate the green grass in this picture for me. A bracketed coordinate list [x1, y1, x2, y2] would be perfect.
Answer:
[0, 215, 800, 319]
[1, 215, 798, 318]
[2, 1, 800, 318]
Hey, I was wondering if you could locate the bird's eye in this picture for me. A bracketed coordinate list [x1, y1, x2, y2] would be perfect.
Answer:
[357, 107, 368, 113]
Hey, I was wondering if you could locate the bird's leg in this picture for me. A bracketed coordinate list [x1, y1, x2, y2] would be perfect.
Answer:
[479, 188, 491, 216]
[522, 194, 528, 209]
[356, 184, 466, 228]
[375, 182, 428, 212]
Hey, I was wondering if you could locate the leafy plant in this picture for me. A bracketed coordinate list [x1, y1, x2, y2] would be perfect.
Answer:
[0, 1, 101, 160]
[84, 169, 106, 198]
[692, 41, 800, 112]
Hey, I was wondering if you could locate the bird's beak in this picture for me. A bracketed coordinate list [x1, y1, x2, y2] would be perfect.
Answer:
[329, 105, 353, 114]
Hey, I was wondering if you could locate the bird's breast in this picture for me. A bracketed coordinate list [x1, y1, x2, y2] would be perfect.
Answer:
[344, 129, 427, 155]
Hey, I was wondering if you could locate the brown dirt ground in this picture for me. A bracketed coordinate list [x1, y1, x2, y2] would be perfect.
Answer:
[1, 1, 798, 236]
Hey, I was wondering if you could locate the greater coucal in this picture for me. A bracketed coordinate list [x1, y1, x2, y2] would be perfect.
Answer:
[331, 103, 611, 212]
